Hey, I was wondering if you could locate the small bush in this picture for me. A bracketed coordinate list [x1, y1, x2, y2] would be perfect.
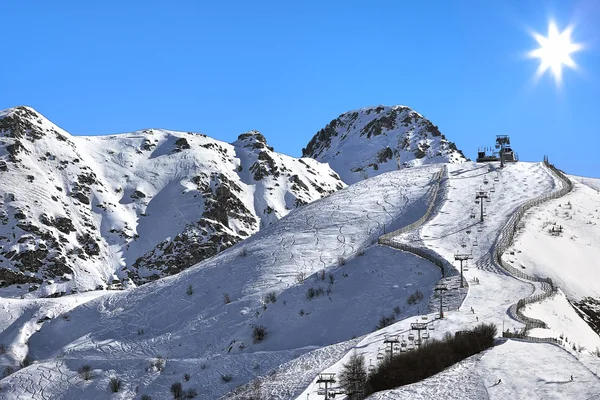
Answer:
[264, 291, 277, 304]
[109, 377, 122, 393]
[329, 274, 335, 285]
[338, 256, 346, 266]
[407, 290, 424, 305]
[376, 314, 396, 330]
[306, 286, 325, 300]
[223, 292, 231, 304]
[0, 344, 6, 354]
[184, 373, 190, 381]
[221, 374, 233, 383]
[185, 388, 198, 398]
[186, 285, 193, 296]
[141, 395, 152, 400]
[78, 364, 93, 380]
[393, 306, 401, 315]
[138, 328, 144, 335]
[299, 309, 305, 316]
[240, 248, 248, 257]
[252, 325, 267, 343]
[171, 381, 183, 399]
[150, 357, 165, 372]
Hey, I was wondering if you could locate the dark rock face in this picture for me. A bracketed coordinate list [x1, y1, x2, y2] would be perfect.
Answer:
[572, 297, 600, 335]
[250, 151, 280, 181]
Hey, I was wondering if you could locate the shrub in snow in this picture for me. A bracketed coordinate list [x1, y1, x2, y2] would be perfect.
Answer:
[141, 395, 152, 400]
[184, 373, 190, 381]
[185, 388, 198, 398]
[186, 285, 193, 295]
[264, 291, 277, 304]
[366, 323, 497, 395]
[108, 377, 122, 393]
[223, 292, 231, 304]
[406, 289, 424, 305]
[376, 314, 396, 330]
[171, 381, 183, 399]
[306, 286, 325, 300]
[150, 357, 165, 372]
[78, 364, 92, 380]
[0, 344, 6, 354]
[221, 374, 233, 383]
[252, 325, 267, 343]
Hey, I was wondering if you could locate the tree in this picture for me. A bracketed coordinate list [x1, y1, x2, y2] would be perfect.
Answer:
[339, 351, 367, 399]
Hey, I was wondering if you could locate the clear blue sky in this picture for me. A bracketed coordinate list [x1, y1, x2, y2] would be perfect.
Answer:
[2, 1, 599, 177]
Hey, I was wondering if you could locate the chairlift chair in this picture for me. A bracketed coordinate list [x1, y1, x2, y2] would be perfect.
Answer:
[475, 200, 480, 204]
[491, 185, 496, 193]
[483, 178, 489, 185]
[422, 332, 429, 339]
[473, 239, 479, 247]
[477, 225, 483, 232]
[428, 324, 435, 330]
[377, 352, 384, 360]
[400, 346, 407, 352]
[466, 228, 472, 234]
[401, 341, 407, 348]
[393, 345, 400, 352]
[408, 333, 415, 341]
[385, 348, 391, 354]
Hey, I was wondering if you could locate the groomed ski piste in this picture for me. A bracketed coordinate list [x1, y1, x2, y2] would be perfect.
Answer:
[1, 161, 600, 399]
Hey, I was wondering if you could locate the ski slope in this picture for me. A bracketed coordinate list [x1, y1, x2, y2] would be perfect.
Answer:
[0, 165, 444, 399]
[2, 159, 600, 400]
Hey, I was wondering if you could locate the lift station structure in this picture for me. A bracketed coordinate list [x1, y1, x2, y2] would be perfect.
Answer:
[476, 135, 518, 166]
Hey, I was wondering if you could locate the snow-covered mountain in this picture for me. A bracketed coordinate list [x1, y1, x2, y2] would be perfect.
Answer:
[303, 105, 467, 184]
[0, 106, 344, 293]
[2, 104, 600, 400]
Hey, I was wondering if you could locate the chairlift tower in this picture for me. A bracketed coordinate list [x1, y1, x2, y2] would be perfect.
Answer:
[454, 252, 473, 288]
[496, 135, 511, 168]
[475, 190, 490, 222]
[410, 322, 429, 346]
[383, 334, 400, 358]
[434, 284, 448, 319]
[316, 373, 336, 398]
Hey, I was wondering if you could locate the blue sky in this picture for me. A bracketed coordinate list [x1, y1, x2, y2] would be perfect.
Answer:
[1, 1, 599, 177]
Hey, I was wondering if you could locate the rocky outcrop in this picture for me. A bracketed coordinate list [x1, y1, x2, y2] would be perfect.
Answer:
[303, 105, 467, 184]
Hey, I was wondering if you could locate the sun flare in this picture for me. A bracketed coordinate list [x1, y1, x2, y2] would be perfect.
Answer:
[529, 21, 582, 85]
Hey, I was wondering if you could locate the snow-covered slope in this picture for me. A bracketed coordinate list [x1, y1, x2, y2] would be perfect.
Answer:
[15, 166, 443, 399]
[0, 106, 344, 293]
[303, 105, 467, 184]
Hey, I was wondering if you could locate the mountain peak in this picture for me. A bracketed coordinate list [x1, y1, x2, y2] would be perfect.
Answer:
[302, 104, 466, 183]
[0, 105, 71, 143]
[233, 130, 273, 151]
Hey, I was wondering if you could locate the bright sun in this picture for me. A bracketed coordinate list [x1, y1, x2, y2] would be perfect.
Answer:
[529, 21, 582, 85]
